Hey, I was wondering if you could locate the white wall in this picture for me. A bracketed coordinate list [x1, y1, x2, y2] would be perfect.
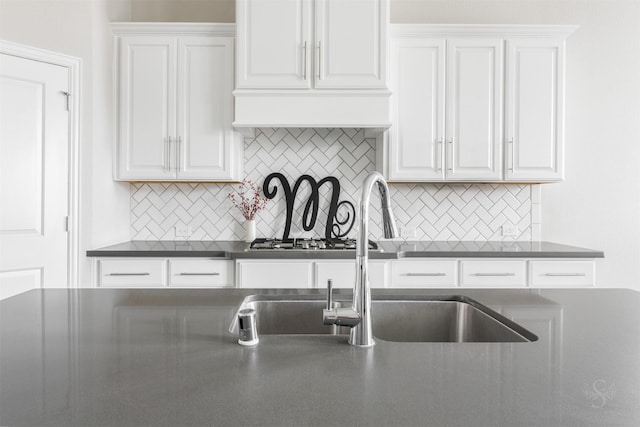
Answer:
[0, 0, 133, 285]
[392, 0, 640, 288]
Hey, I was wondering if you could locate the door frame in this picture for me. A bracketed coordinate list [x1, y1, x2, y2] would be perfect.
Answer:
[0, 40, 81, 289]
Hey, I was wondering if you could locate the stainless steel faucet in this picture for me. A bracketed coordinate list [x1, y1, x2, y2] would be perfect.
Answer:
[323, 171, 398, 347]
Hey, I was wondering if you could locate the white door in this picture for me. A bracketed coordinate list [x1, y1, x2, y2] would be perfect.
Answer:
[0, 53, 70, 299]
[505, 38, 565, 182]
[446, 38, 503, 181]
[314, 0, 387, 89]
[389, 37, 445, 181]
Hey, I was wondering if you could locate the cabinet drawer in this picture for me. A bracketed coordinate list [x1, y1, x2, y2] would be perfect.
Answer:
[529, 260, 595, 287]
[316, 261, 387, 289]
[169, 260, 233, 287]
[390, 260, 457, 288]
[237, 261, 313, 288]
[99, 259, 166, 287]
[460, 260, 526, 287]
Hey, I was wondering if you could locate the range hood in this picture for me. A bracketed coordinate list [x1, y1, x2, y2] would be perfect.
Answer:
[233, 89, 392, 133]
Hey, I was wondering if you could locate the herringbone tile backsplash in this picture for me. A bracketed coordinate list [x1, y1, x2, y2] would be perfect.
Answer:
[131, 128, 539, 241]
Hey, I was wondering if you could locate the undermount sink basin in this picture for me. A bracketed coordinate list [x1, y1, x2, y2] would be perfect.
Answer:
[230, 294, 538, 343]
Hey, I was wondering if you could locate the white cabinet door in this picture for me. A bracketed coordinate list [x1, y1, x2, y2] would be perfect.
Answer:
[237, 261, 313, 288]
[98, 259, 167, 287]
[390, 259, 457, 288]
[117, 36, 177, 180]
[446, 38, 503, 181]
[314, 0, 387, 89]
[176, 36, 240, 180]
[316, 260, 387, 289]
[529, 260, 594, 287]
[459, 260, 526, 287]
[169, 259, 234, 287]
[505, 38, 565, 182]
[236, 0, 312, 89]
[388, 38, 445, 181]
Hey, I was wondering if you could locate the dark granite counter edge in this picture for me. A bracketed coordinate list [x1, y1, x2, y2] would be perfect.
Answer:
[398, 250, 605, 259]
[86, 241, 605, 259]
[85, 249, 230, 258]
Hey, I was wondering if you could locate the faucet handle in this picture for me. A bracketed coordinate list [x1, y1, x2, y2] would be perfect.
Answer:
[323, 278, 361, 327]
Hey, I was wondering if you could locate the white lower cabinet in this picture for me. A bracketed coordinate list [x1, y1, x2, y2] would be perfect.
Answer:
[389, 259, 457, 288]
[98, 259, 166, 287]
[388, 258, 595, 288]
[169, 260, 234, 287]
[237, 260, 313, 288]
[528, 260, 595, 287]
[459, 260, 526, 288]
[95, 258, 234, 288]
[94, 257, 596, 289]
[316, 260, 387, 289]
[236, 259, 387, 289]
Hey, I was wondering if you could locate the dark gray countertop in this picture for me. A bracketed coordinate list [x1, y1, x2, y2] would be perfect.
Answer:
[1, 287, 637, 426]
[86, 240, 604, 259]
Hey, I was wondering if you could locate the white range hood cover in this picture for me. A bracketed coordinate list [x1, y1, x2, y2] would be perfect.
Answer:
[233, 89, 392, 130]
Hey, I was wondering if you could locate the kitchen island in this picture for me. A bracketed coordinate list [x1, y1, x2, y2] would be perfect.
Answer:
[1, 287, 638, 426]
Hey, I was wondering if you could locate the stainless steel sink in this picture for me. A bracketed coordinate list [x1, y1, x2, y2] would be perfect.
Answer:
[230, 294, 538, 343]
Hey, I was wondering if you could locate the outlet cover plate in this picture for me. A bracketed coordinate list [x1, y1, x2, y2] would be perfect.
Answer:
[502, 224, 518, 237]
[175, 225, 192, 237]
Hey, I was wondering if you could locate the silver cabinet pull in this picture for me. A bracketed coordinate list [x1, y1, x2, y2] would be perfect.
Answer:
[108, 273, 150, 276]
[543, 273, 586, 277]
[302, 41, 308, 80]
[178, 272, 220, 276]
[436, 140, 443, 172]
[446, 140, 453, 171]
[508, 137, 514, 172]
[404, 273, 446, 277]
[176, 136, 182, 173]
[164, 137, 172, 172]
[471, 273, 516, 277]
[316, 41, 322, 80]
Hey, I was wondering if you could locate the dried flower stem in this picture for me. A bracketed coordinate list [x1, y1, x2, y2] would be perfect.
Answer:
[227, 179, 269, 221]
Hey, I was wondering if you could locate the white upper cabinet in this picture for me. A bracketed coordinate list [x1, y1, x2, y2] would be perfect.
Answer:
[314, 0, 387, 89]
[114, 23, 243, 182]
[445, 38, 503, 181]
[384, 25, 576, 183]
[117, 35, 177, 180]
[505, 38, 565, 181]
[237, 0, 387, 90]
[234, 0, 390, 129]
[388, 38, 445, 180]
[236, 0, 312, 89]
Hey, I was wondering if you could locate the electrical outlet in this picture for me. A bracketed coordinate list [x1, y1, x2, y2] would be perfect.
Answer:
[400, 227, 417, 240]
[175, 225, 192, 238]
[502, 224, 518, 237]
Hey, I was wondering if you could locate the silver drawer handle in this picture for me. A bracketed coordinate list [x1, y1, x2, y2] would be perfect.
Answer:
[472, 273, 516, 277]
[108, 273, 150, 276]
[178, 272, 220, 276]
[404, 273, 446, 277]
[543, 273, 586, 277]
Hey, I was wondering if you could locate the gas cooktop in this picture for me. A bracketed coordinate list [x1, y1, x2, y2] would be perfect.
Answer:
[248, 238, 379, 251]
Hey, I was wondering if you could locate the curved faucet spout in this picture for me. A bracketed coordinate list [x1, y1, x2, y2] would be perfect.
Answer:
[323, 171, 398, 347]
